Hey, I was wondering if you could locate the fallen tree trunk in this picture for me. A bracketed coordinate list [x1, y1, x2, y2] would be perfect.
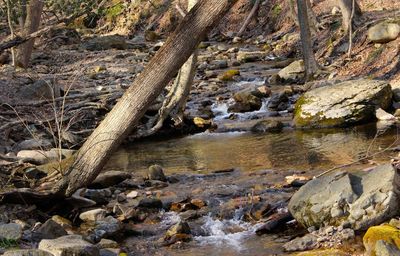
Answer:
[53, 0, 238, 197]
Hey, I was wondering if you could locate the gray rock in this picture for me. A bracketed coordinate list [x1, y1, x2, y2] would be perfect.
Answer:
[83, 189, 112, 204]
[96, 239, 118, 249]
[375, 240, 400, 256]
[13, 139, 52, 151]
[251, 120, 284, 133]
[35, 219, 67, 240]
[138, 198, 163, 209]
[147, 165, 167, 181]
[208, 60, 228, 70]
[83, 35, 127, 51]
[79, 209, 107, 222]
[278, 60, 304, 82]
[18, 79, 60, 100]
[288, 164, 400, 230]
[94, 216, 122, 237]
[391, 80, 400, 102]
[283, 233, 318, 252]
[99, 248, 120, 256]
[294, 79, 392, 128]
[90, 171, 131, 189]
[368, 22, 400, 43]
[3, 249, 53, 256]
[38, 235, 99, 256]
[268, 92, 288, 109]
[228, 88, 263, 113]
[0, 223, 22, 240]
[236, 51, 265, 63]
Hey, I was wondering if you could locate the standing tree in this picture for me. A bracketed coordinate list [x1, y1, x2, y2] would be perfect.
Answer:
[337, 0, 362, 33]
[15, 0, 44, 68]
[297, 0, 320, 80]
[51, 0, 238, 197]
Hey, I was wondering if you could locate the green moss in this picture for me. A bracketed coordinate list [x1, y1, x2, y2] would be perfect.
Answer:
[106, 2, 124, 20]
[0, 239, 18, 249]
[294, 95, 346, 128]
[272, 4, 282, 17]
[218, 70, 240, 81]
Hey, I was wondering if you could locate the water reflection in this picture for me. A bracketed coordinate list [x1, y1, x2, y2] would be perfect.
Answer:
[105, 124, 399, 175]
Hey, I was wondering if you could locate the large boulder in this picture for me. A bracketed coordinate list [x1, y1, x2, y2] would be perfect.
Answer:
[288, 164, 400, 230]
[294, 80, 392, 128]
[368, 22, 400, 43]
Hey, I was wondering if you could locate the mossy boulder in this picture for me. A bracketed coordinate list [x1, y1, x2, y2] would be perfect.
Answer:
[294, 79, 392, 128]
[363, 225, 400, 256]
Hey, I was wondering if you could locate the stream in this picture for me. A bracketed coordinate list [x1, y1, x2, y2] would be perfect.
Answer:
[105, 121, 399, 255]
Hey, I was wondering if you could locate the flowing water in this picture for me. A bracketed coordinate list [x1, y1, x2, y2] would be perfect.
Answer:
[109, 123, 400, 255]
[105, 73, 400, 255]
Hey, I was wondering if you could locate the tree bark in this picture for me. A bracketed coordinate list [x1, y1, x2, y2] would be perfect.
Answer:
[337, 0, 361, 33]
[297, 0, 319, 80]
[15, 0, 44, 68]
[146, 0, 199, 134]
[53, 0, 238, 197]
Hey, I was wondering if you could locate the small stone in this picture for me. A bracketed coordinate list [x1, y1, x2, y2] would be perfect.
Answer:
[126, 191, 139, 199]
[376, 108, 395, 121]
[79, 209, 107, 222]
[94, 65, 106, 73]
[147, 165, 167, 181]
[138, 198, 163, 209]
[165, 221, 191, 240]
[35, 219, 67, 240]
[96, 239, 119, 249]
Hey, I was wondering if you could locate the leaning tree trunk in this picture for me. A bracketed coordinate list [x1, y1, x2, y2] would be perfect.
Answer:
[237, 0, 260, 36]
[144, 0, 199, 136]
[337, 0, 361, 33]
[297, 0, 319, 80]
[53, 0, 238, 197]
[15, 0, 44, 68]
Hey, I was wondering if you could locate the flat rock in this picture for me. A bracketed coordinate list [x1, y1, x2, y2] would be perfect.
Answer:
[294, 79, 392, 128]
[38, 235, 99, 256]
[288, 164, 400, 230]
[79, 209, 107, 222]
